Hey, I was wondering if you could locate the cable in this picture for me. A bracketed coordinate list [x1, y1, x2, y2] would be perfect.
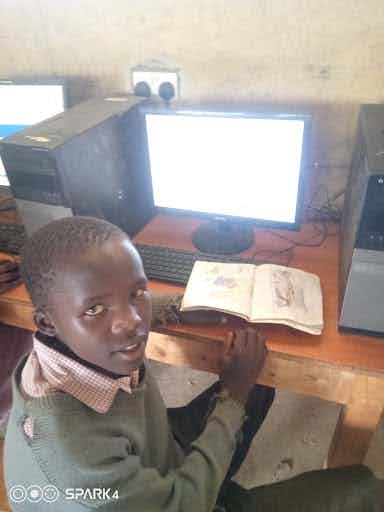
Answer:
[250, 223, 329, 266]
[305, 185, 344, 223]
[249, 185, 344, 266]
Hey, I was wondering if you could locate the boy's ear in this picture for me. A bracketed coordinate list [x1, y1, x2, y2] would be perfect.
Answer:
[33, 309, 57, 337]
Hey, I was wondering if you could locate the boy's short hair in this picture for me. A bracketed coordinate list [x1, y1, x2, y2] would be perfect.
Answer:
[20, 216, 127, 310]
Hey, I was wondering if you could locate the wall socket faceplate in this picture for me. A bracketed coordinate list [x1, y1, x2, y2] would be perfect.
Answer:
[131, 68, 179, 99]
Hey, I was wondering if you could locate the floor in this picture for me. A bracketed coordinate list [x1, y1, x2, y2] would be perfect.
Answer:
[0, 360, 383, 511]
[149, 359, 384, 485]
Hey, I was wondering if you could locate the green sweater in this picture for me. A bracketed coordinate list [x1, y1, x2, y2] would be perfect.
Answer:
[5, 359, 245, 511]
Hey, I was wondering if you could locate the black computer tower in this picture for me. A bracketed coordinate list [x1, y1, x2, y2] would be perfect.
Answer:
[0, 96, 154, 236]
[339, 104, 384, 336]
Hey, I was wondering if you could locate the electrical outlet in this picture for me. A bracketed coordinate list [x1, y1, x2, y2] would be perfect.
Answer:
[131, 68, 179, 99]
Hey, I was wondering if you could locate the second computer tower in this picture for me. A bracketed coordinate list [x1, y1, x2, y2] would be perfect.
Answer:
[339, 104, 384, 336]
[0, 96, 154, 236]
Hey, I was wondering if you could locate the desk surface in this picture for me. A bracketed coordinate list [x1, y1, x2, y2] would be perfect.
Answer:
[1, 213, 383, 374]
[134, 214, 384, 375]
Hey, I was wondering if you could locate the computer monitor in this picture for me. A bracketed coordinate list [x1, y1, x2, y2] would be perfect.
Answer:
[142, 104, 311, 254]
[0, 80, 66, 186]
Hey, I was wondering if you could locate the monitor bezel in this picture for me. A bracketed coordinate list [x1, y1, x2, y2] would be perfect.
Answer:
[140, 102, 311, 232]
[0, 77, 69, 109]
[0, 77, 68, 139]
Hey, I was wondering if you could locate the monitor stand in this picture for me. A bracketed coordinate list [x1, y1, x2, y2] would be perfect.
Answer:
[191, 219, 254, 255]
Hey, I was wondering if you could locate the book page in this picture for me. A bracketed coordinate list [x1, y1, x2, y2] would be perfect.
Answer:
[250, 264, 323, 328]
[181, 261, 255, 318]
[249, 318, 322, 335]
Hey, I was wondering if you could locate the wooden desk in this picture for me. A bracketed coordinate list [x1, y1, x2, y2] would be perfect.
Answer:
[0, 214, 383, 467]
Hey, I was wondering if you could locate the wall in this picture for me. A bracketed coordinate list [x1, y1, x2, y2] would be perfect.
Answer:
[1, 0, 384, 208]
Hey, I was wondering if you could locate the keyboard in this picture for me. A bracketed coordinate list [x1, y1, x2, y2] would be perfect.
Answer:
[135, 243, 256, 285]
[0, 223, 28, 254]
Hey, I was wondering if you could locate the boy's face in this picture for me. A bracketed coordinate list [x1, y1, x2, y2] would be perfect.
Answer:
[38, 235, 151, 375]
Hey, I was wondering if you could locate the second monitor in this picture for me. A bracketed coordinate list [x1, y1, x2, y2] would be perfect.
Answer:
[142, 104, 311, 254]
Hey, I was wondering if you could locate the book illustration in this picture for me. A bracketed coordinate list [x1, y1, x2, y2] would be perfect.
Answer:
[206, 265, 252, 303]
[209, 272, 241, 303]
[201, 264, 252, 291]
[206, 258, 239, 289]
[271, 269, 307, 313]
[213, 275, 238, 289]
[181, 262, 255, 317]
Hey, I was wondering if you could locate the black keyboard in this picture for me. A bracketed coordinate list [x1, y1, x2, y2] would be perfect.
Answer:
[0, 223, 27, 254]
[135, 244, 256, 285]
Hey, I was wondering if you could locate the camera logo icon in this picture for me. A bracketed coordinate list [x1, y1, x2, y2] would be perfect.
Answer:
[9, 485, 26, 503]
[9, 484, 59, 503]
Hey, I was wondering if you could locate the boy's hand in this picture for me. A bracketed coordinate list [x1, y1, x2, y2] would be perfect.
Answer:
[0, 259, 22, 293]
[220, 327, 267, 405]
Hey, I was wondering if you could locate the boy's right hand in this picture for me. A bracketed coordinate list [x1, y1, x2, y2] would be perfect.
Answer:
[219, 327, 267, 405]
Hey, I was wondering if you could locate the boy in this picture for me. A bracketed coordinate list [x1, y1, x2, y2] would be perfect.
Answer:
[4, 216, 382, 511]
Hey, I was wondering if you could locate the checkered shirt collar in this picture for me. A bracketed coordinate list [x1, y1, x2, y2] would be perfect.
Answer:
[22, 336, 141, 414]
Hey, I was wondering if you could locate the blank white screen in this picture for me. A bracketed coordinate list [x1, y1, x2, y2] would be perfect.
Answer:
[146, 114, 305, 224]
[0, 85, 65, 186]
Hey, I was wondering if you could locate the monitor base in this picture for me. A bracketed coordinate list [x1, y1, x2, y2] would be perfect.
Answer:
[192, 219, 254, 255]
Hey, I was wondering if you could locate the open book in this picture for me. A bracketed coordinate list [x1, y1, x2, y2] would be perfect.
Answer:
[180, 261, 323, 335]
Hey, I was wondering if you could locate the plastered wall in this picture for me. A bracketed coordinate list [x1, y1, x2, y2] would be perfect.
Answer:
[1, 0, 384, 206]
